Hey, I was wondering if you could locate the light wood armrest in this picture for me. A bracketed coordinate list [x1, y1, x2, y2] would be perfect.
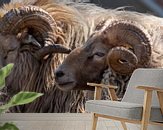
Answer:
[87, 83, 118, 89]
[137, 86, 163, 120]
[137, 86, 163, 92]
[87, 83, 118, 101]
[137, 86, 163, 124]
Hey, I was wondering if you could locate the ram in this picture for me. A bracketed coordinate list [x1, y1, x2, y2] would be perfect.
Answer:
[55, 10, 163, 99]
[0, 0, 95, 112]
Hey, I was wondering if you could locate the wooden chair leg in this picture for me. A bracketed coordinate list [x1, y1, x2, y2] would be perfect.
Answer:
[108, 88, 118, 101]
[157, 91, 163, 114]
[121, 121, 127, 130]
[92, 113, 98, 130]
[141, 90, 152, 130]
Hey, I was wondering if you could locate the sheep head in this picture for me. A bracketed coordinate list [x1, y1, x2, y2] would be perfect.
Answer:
[55, 20, 151, 91]
[0, 5, 71, 68]
[0, 5, 72, 97]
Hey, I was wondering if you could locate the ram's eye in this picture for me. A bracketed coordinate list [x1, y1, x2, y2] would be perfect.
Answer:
[94, 52, 105, 57]
[87, 52, 105, 60]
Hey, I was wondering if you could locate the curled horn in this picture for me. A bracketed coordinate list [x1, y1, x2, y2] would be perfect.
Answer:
[0, 5, 56, 45]
[0, 5, 71, 58]
[35, 44, 71, 60]
[107, 47, 138, 75]
[102, 20, 151, 74]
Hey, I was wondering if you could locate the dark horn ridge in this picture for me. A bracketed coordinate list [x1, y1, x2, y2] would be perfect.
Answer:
[103, 20, 151, 45]
[0, 5, 57, 46]
[35, 44, 71, 60]
[103, 20, 150, 43]
[102, 20, 151, 65]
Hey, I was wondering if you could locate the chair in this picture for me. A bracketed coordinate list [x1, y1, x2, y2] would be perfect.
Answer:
[86, 68, 163, 130]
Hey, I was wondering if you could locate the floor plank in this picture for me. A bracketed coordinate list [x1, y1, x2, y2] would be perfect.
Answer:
[0, 113, 138, 130]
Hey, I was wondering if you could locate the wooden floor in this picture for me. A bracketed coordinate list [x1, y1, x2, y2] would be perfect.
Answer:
[0, 113, 140, 130]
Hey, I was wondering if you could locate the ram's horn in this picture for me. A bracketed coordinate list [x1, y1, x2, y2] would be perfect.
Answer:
[103, 20, 151, 74]
[0, 5, 57, 47]
[35, 44, 71, 60]
[107, 47, 138, 75]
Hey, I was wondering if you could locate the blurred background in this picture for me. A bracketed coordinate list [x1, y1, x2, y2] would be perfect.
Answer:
[91, 0, 163, 17]
[0, 0, 163, 17]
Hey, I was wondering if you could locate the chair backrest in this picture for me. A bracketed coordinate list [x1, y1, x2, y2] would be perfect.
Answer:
[122, 68, 163, 107]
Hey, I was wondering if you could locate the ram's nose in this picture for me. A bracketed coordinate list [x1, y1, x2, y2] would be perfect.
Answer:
[55, 69, 65, 79]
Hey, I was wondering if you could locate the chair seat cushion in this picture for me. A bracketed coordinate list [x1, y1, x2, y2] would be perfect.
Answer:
[86, 100, 163, 122]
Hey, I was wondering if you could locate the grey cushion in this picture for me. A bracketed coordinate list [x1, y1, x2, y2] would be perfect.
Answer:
[86, 100, 163, 123]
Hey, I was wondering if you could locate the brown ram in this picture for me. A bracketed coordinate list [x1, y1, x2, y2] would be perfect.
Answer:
[0, 0, 108, 112]
[0, 0, 92, 112]
[55, 12, 163, 98]
[0, 4, 76, 112]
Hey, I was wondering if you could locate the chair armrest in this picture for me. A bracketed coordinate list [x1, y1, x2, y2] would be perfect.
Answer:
[87, 83, 118, 89]
[137, 86, 163, 117]
[137, 86, 163, 92]
[87, 83, 118, 101]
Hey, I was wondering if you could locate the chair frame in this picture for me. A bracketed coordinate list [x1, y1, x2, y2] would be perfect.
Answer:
[87, 83, 163, 130]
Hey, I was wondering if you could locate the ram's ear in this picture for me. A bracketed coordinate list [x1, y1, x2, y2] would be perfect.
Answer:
[16, 29, 42, 48]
